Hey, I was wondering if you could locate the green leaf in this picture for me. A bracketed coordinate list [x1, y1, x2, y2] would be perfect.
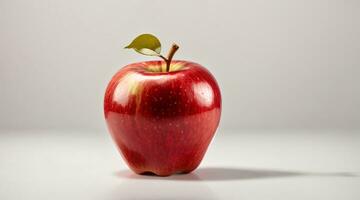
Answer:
[125, 34, 161, 56]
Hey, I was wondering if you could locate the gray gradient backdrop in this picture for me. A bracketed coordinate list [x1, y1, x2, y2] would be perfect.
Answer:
[0, 0, 359, 131]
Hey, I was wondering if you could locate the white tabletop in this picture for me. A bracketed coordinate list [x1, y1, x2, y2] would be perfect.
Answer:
[0, 130, 359, 200]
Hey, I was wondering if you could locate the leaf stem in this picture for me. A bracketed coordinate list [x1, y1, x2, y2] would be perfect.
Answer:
[159, 55, 167, 63]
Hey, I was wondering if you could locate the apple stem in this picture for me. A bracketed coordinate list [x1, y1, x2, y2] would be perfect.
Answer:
[158, 43, 179, 72]
[165, 43, 179, 72]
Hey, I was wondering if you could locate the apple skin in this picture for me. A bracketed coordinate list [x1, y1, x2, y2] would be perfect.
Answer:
[104, 60, 221, 176]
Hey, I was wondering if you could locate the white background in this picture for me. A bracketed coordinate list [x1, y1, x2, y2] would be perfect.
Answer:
[1, 0, 359, 131]
[1, 1, 360, 199]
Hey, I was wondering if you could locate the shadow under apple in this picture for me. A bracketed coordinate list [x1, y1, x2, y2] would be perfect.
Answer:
[115, 167, 358, 181]
[107, 167, 357, 200]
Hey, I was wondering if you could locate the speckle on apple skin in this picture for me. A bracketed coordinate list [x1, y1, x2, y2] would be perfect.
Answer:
[104, 60, 221, 176]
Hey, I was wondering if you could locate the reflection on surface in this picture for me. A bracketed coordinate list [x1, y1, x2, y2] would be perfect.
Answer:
[108, 170, 217, 200]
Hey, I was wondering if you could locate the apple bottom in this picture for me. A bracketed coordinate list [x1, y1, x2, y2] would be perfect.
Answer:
[120, 141, 206, 176]
[125, 149, 205, 177]
[106, 110, 219, 176]
[117, 140, 211, 177]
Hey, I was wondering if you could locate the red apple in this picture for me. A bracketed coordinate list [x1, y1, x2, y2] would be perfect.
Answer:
[104, 60, 221, 176]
